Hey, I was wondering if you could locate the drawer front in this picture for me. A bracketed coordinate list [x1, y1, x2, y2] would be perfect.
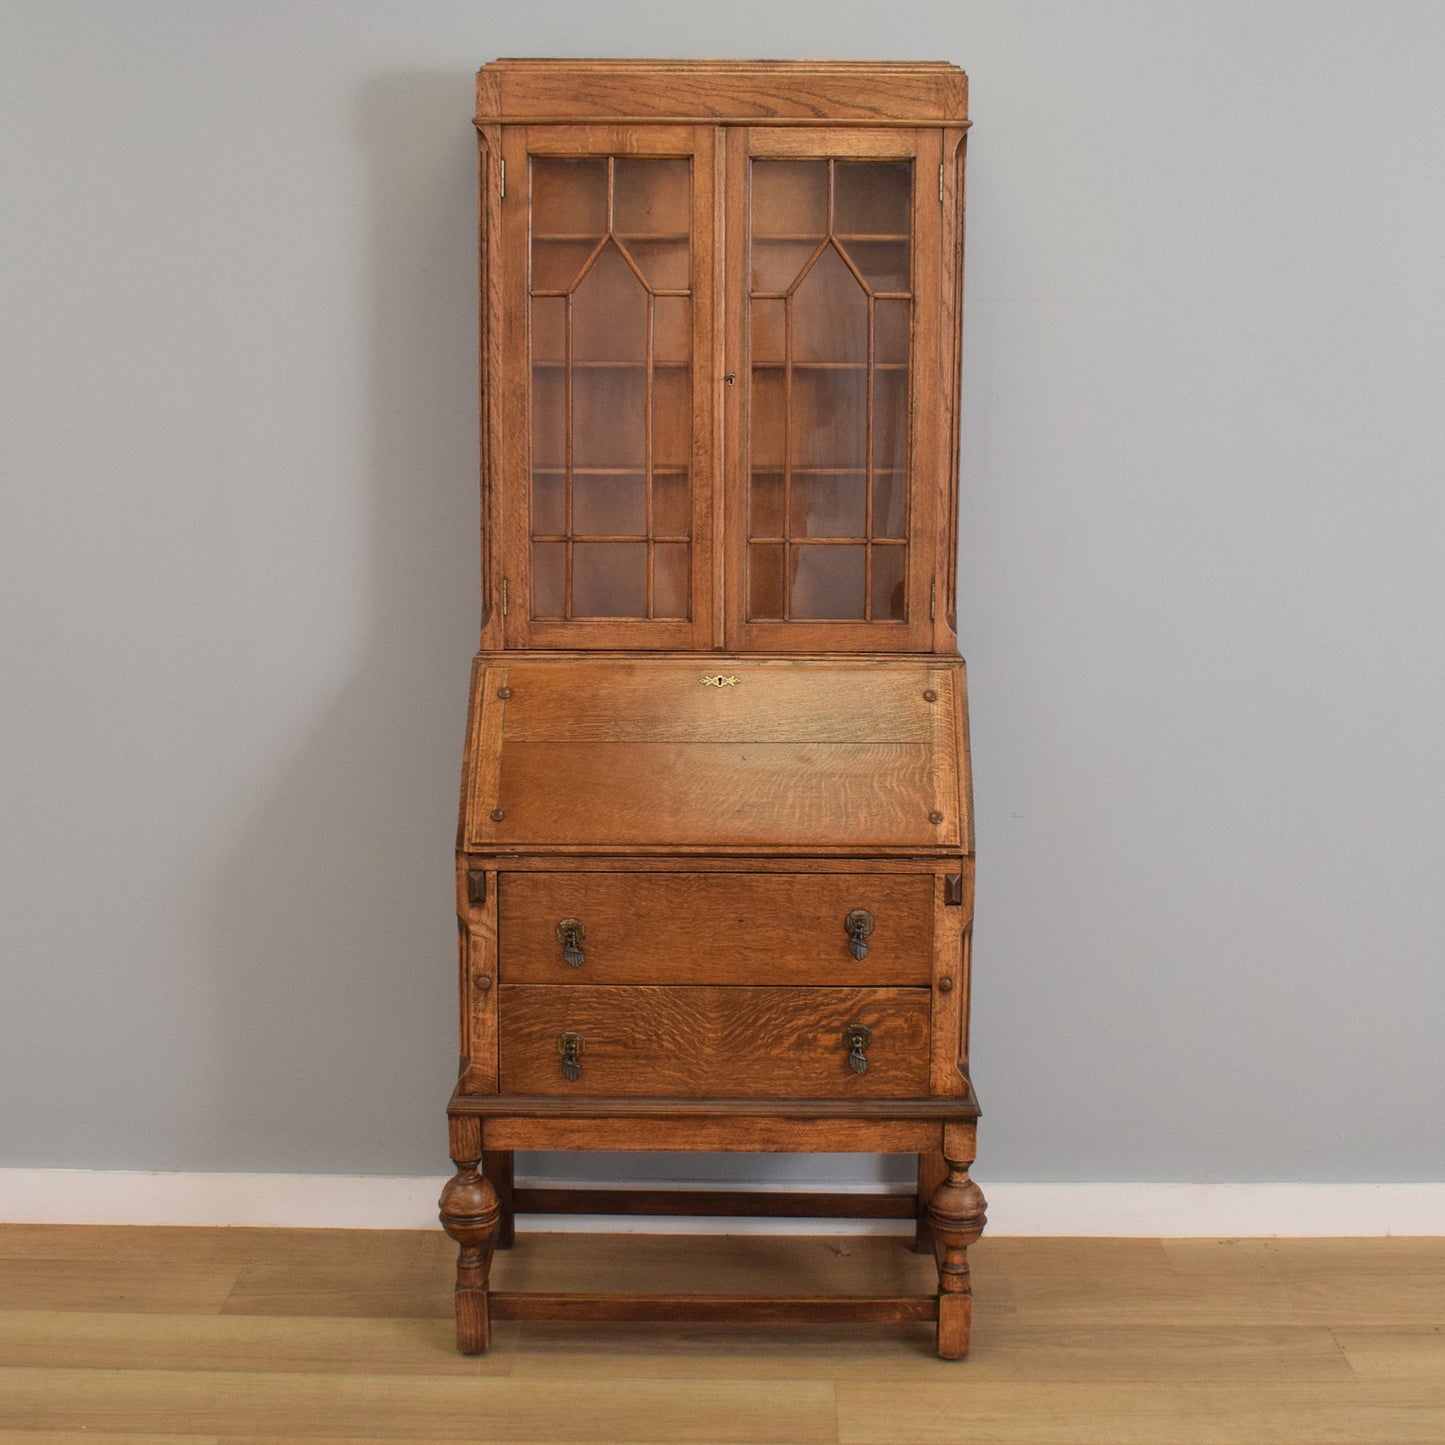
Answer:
[498, 985, 931, 1098]
[497, 873, 933, 985]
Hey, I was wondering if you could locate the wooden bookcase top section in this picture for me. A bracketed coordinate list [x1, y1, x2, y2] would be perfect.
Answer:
[476, 59, 968, 127]
[460, 655, 972, 855]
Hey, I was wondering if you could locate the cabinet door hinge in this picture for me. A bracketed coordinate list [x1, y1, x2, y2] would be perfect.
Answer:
[500, 158, 506, 199]
[501, 578, 509, 616]
[939, 162, 945, 203]
[930, 579, 937, 620]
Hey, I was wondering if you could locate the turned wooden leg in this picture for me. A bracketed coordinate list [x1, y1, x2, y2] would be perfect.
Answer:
[928, 1152, 987, 1360]
[483, 1150, 515, 1249]
[439, 1151, 501, 1354]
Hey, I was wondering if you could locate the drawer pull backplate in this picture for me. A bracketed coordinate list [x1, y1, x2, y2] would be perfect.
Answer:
[557, 1031, 584, 1083]
[843, 1023, 872, 1075]
[844, 908, 875, 961]
[556, 918, 586, 969]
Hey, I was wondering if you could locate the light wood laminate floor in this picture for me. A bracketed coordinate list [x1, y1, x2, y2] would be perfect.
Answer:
[0, 1225, 1441, 1442]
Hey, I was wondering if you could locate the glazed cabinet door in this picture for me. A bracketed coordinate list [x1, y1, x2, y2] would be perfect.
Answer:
[498, 126, 718, 649]
[725, 128, 945, 651]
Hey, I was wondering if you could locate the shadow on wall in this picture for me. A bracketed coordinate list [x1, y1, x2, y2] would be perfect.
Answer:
[202, 68, 908, 1194]
[203, 71, 478, 1175]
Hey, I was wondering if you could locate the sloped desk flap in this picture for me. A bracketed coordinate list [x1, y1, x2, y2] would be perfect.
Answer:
[461, 658, 971, 854]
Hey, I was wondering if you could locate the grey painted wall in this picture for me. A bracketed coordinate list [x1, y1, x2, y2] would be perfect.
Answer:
[3, 2, 1442, 1189]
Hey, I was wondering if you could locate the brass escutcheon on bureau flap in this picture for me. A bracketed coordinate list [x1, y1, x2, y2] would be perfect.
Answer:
[700, 673, 739, 688]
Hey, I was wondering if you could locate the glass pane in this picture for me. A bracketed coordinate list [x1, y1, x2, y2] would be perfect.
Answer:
[746, 154, 917, 632]
[526, 153, 696, 631]
[872, 369, 908, 472]
[531, 369, 565, 469]
[750, 298, 785, 364]
[531, 542, 565, 618]
[572, 244, 648, 361]
[626, 239, 689, 292]
[752, 239, 822, 294]
[749, 543, 785, 619]
[791, 474, 866, 538]
[791, 244, 867, 364]
[875, 298, 909, 365]
[531, 296, 565, 363]
[791, 545, 867, 620]
[614, 157, 690, 236]
[847, 239, 910, 294]
[573, 367, 644, 468]
[751, 161, 827, 238]
[750, 368, 785, 469]
[532, 472, 565, 535]
[531, 238, 600, 293]
[573, 542, 647, 617]
[871, 545, 907, 621]
[654, 472, 690, 536]
[574, 473, 646, 536]
[653, 366, 691, 470]
[792, 369, 867, 470]
[834, 160, 911, 237]
[654, 543, 690, 618]
[873, 471, 907, 540]
[750, 472, 784, 539]
[654, 296, 690, 363]
[531, 158, 607, 234]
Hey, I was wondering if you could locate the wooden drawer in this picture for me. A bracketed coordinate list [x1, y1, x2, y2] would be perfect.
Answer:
[497, 985, 932, 1098]
[497, 873, 933, 985]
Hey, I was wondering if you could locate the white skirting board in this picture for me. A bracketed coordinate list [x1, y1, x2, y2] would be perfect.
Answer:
[1, 1171, 1442, 1236]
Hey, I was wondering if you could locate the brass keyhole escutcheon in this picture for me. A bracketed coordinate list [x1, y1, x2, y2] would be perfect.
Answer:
[556, 918, 585, 968]
[844, 908, 875, 961]
[843, 1023, 872, 1075]
[557, 1031, 584, 1082]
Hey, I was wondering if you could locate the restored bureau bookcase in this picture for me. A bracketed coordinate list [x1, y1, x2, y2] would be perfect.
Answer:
[440, 59, 985, 1358]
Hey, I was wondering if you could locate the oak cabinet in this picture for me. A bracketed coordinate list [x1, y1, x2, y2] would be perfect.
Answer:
[485, 104, 960, 652]
[443, 60, 984, 1360]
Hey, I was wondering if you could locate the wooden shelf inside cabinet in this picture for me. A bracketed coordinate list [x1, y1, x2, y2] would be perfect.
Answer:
[445, 58, 981, 1361]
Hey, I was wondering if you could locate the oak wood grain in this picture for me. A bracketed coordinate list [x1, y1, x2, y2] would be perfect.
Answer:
[487, 740, 948, 850]
[480, 1115, 943, 1152]
[455, 1095, 977, 1118]
[930, 870, 968, 1097]
[496, 657, 949, 743]
[497, 871, 933, 985]
[477, 59, 968, 126]
[498, 984, 931, 1097]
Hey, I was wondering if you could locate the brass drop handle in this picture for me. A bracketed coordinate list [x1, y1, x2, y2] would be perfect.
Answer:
[558, 1031, 583, 1082]
[556, 918, 585, 968]
[844, 908, 875, 961]
[843, 1023, 872, 1075]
